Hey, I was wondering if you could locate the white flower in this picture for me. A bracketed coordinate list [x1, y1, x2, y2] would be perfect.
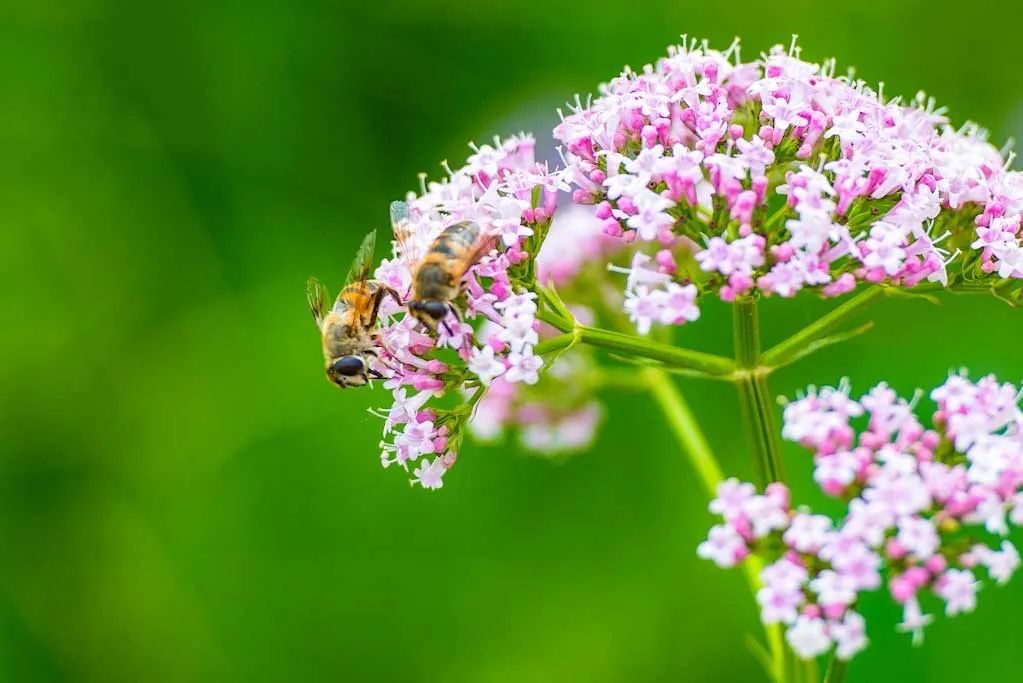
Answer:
[786, 616, 832, 659]
[623, 286, 663, 335]
[757, 585, 803, 625]
[974, 541, 1021, 585]
[504, 350, 543, 385]
[697, 524, 746, 568]
[394, 420, 436, 463]
[896, 516, 940, 560]
[760, 558, 810, 592]
[935, 569, 979, 616]
[784, 513, 833, 553]
[412, 457, 448, 490]
[830, 611, 868, 660]
[468, 346, 506, 385]
[897, 597, 933, 646]
[809, 569, 858, 606]
[742, 494, 790, 538]
[709, 478, 756, 519]
[657, 283, 700, 325]
[625, 189, 675, 241]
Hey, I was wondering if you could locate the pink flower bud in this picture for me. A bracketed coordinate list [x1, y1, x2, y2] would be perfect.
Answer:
[904, 567, 929, 588]
[425, 360, 448, 374]
[886, 538, 908, 559]
[823, 603, 847, 620]
[925, 555, 947, 574]
[801, 604, 822, 618]
[656, 249, 678, 274]
[765, 482, 790, 510]
[601, 219, 623, 238]
[889, 575, 915, 603]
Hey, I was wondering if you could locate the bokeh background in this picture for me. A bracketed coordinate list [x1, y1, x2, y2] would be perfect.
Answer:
[4, 1, 1023, 681]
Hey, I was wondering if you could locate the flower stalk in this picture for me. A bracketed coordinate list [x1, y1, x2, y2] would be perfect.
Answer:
[536, 309, 736, 378]
[732, 297, 785, 486]
[823, 658, 848, 683]
[645, 367, 786, 683]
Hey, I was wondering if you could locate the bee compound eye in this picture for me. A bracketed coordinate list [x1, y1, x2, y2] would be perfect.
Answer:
[331, 356, 365, 376]
[422, 300, 448, 320]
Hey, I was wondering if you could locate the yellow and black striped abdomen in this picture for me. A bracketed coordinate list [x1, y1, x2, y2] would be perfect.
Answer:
[335, 281, 376, 326]
[429, 221, 481, 267]
[414, 221, 483, 297]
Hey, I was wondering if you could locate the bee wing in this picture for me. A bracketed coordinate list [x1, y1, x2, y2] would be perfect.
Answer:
[389, 200, 417, 263]
[466, 225, 499, 271]
[306, 276, 331, 329]
[343, 229, 378, 289]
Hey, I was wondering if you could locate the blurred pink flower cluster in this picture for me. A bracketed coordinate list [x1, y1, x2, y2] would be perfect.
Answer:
[699, 374, 1023, 659]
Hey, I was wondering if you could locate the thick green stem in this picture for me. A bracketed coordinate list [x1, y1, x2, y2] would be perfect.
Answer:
[823, 657, 847, 683]
[732, 297, 785, 486]
[645, 368, 785, 683]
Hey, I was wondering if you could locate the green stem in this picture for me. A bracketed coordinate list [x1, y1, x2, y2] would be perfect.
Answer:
[732, 297, 785, 486]
[645, 368, 785, 683]
[578, 326, 734, 377]
[535, 311, 736, 378]
[534, 332, 575, 356]
[823, 657, 847, 683]
[761, 286, 885, 368]
[644, 368, 723, 494]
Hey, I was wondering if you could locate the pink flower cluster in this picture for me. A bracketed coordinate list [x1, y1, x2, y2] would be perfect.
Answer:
[372, 134, 565, 488]
[467, 207, 614, 455]
[554, 37, 1019, 334]
[470, 376, 604, 454]
[699, 374, 1023, 659]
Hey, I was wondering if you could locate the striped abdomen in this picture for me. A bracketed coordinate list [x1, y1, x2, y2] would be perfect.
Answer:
[335, 280, 384, 328]
[414, 222, 485, 301]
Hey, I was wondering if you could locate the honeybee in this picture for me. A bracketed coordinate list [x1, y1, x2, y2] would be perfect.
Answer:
[307, 230, 398, 388]
[391, 200, 495, 334]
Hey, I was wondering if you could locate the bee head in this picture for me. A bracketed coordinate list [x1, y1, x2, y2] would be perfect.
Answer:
[408, 299, 449, 332]
[326, 355, 368, 388]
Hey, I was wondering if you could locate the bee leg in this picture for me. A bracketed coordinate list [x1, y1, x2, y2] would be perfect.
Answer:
[441, 302, 466, 339]
[369, 330, 395, 358]
[367, 286, 394, 328]
[368, 369, 384, 380]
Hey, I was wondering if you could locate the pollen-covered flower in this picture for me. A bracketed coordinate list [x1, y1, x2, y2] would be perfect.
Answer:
[555, 37, 1022, 334]
[698, 373, 1023, 660]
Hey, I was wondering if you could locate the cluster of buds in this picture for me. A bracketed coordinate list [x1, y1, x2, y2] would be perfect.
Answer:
[699, 374, 1023, 660]
[554, 37, 1021, 333]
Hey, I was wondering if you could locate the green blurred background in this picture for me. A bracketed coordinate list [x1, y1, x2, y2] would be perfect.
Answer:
[3, 1, 1023, 681]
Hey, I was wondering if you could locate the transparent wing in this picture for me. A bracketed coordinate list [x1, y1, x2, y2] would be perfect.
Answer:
[389, 200, 416, 263]
[306, 276, 331, 328]
[343, 230, 378, 288]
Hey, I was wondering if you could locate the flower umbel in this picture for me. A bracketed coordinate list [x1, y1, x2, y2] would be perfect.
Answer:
[555, 37, 1022, 333]
[699, 373, 1023, 660]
